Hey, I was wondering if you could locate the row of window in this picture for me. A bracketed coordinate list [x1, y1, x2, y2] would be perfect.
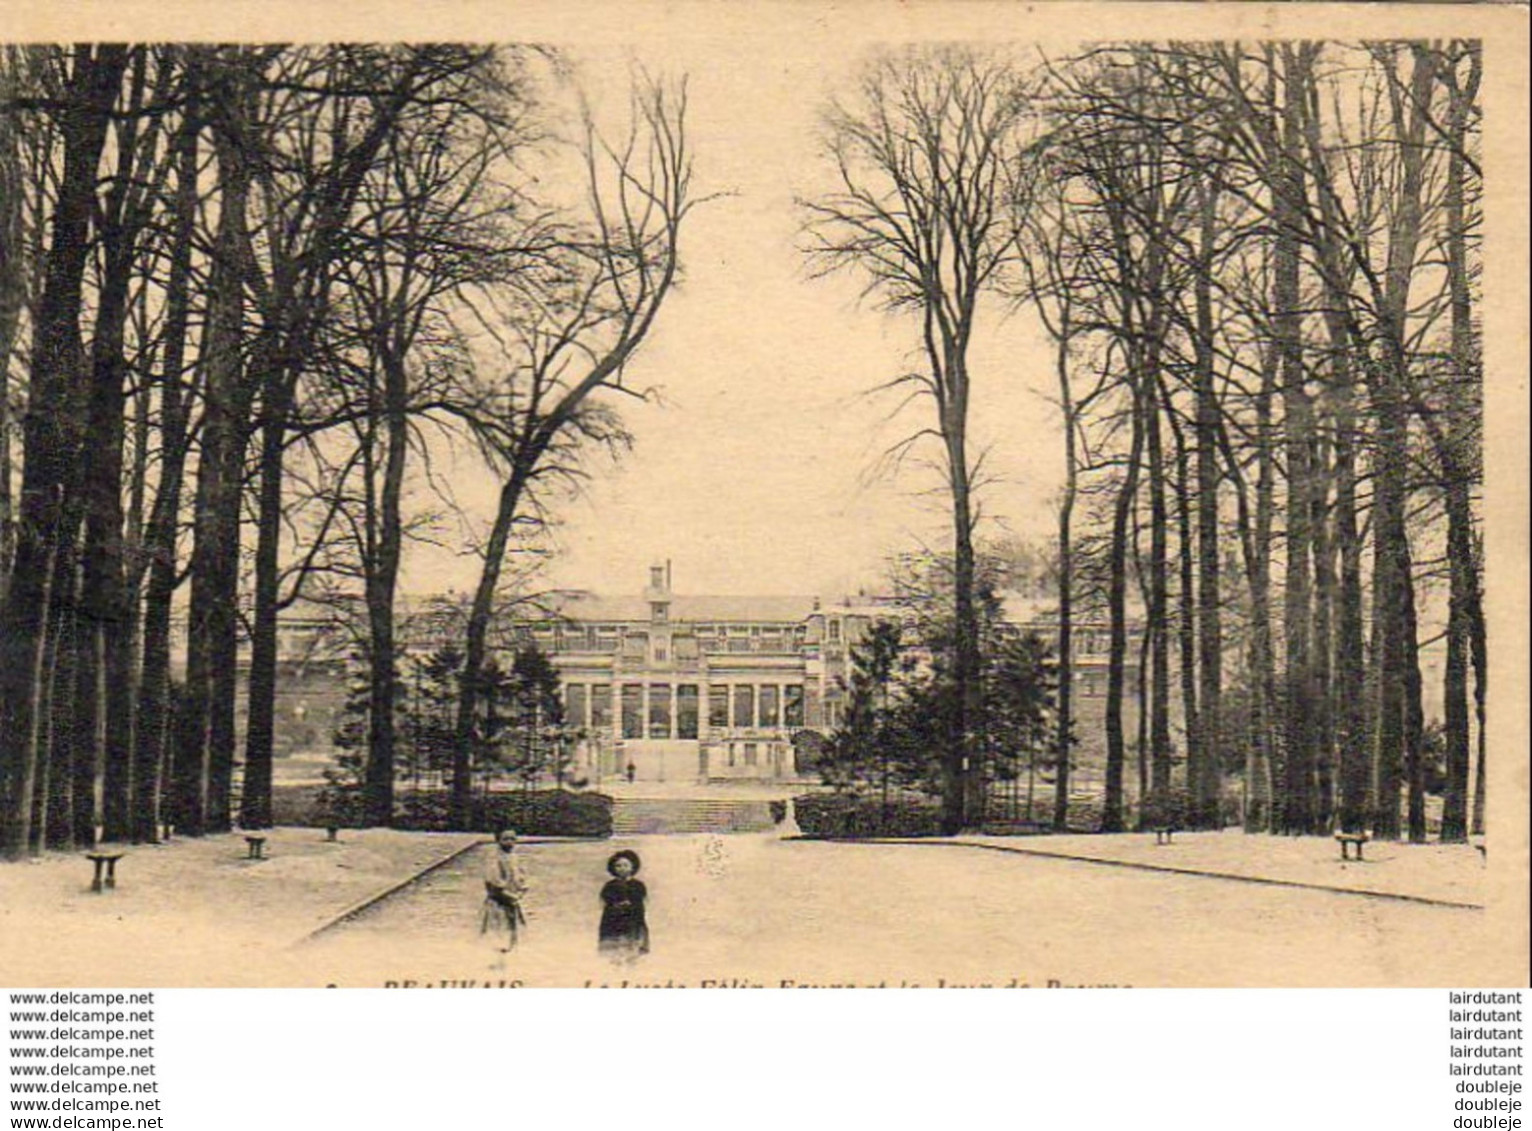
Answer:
[517, 621, 841, 651]
[562, 671, 1127, 735]
[513, 624, 1135, 671]
[564, 682, 806, 739]
[528, 622, 807, 638]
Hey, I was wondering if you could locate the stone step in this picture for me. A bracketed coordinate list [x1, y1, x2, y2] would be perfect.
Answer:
[611, 798, 778, 835]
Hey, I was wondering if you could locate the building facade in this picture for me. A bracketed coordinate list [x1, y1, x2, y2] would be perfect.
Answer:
[519, 565, 877, 785]
[250, 564, 1146, 789]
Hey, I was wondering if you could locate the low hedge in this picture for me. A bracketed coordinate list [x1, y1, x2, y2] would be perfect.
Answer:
[404, 789, 613, 837]
[794, 793, 1110, 837]
[268, 783, 612, 837]
[793, 793, 944, 838]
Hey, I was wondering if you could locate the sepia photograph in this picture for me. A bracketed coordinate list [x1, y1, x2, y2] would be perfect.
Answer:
[0, 2, 1526, 993]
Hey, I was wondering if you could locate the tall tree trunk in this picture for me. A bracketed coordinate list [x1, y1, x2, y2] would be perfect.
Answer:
[1402, 547, 1426, 843]
[83, 48, 150, 842]
[1217, 425, 1257, 831]
[363, 346, 411, 828]
[0, 318, 12, 605]
[78, 287, 134, 844]
[1369, 366, 1408, 842]
[946, 360, 980, 834]
[1192, 171, 1223, 830]
[1469, 536, 1486, 836]
[1135, 612, 1152, 829]
[69, 605, 104, 846]
[1247, 337, 1279, 833]
[43, 571, 78, 850]
[1275, 44, 1317, 836]
[241, 353, 292, 831]
[33, 594, 65, 849]
[0, 81, 22, 605]
[1328, 320, 1367, 835]
[1298, 62, 1367, 837]
[1130, 467, 1151, 828]
[176, 105, 251, 837]
[1310, 430, 1335, 831]
[1052, 315, 1076, 832]
[1440, 490, 1475, 843]
[453, 463, 532, 827]
[1438, 42, 1481, 844]
[134, 87, 200, 844]
[1145, 364, 1173, 819]
[1370, 45, 1436, 842]
[242, 326, 295, 827]
[1170, 397, 1200, 827]
[1102, 384, 1144, 834]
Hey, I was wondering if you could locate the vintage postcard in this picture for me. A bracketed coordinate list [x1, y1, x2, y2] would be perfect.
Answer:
[0, 2, 1526, 990]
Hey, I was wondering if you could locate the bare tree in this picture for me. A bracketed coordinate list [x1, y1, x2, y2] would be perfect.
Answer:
[449, 74, 699, 827]
[1425, 41, 1482, 842]
[77, 47, 175, 842]
[802, 47, 1028, 834]
[305, 62, 533, 827]
[1271, 43, 1323, 835]
[221, 47, 505, 830]
[132, 57, 205, 844]
[1010, 161, 1105, 832]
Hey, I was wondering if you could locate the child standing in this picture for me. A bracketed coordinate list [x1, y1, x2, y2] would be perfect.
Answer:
[598, 850, 649, 963]
[482, 828, 528, 953]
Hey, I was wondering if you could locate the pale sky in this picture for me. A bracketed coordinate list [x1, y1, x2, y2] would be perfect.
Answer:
[401, 30, 1065, 603]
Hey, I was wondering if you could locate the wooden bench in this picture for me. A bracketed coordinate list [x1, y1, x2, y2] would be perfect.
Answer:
[85, 852, 125, 893]
[244, 835, 268, 860]
[1152, 826, 1175, 846]
[1334, 831, 1369, 861]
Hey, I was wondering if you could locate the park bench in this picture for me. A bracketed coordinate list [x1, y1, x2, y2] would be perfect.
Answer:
[1334, 830, 1369, 861]
[243, 835, 268, 860]
[1152, 826, 1175, 845]
[85, 852, 125, 893]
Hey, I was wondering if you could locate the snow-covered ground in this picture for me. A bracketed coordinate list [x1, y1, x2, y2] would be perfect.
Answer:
[0, 827, 1507, 987]
[302, 833, 1499, 988]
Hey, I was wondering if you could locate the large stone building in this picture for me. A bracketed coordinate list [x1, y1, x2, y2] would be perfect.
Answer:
[256, 563, 1139, 789]
[519, 564, 878, 785]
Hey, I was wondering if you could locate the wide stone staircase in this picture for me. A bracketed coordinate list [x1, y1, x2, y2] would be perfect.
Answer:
[611, 797, 778, 835]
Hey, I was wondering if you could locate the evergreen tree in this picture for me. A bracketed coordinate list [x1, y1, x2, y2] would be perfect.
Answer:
[505, 644, 567, 791]
[983, 629, 1059, 822]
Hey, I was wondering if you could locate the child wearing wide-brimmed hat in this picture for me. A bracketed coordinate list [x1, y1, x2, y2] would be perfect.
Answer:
[598, 849, 649, 962]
